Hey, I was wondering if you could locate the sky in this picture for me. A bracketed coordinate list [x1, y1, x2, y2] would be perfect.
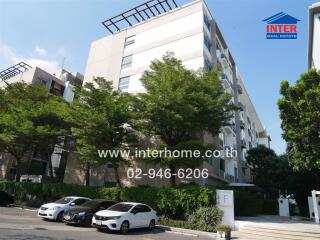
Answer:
[0, 0, 316, 154]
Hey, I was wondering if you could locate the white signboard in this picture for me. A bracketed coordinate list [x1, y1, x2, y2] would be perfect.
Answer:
[311, 190, 320, 224]
[216, 190, 234, 229]
[278, 198, 290, 217]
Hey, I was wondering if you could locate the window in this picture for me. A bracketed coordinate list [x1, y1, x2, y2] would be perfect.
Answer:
[121, 55, 133, 68]
[73, 198, 88, 206]
[220, 158, 225, 171]
[204, 35, 211, 53]
[204, 14, 210, 30]
[118, 76, 130, 90]
[204, 58, 212, 71]
[140, 205, 151, 212]
[125, 35, 135, 46]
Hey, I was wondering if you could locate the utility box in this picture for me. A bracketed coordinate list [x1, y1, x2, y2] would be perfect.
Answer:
[278, 197, 290, 217]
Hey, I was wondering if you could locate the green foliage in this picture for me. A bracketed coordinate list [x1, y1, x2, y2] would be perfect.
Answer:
[0, 82, 71, 181]
[233, 190, 263, 216]
[134, 54, 235, 184]
[0, 181, 215, 220]
[246, 145, 287, 197]
[187, 206, 223, 232]
[278, 69, 320, 171]
[216, 225, 232, 232]
[158, 216, 191, 229]
[69, 77, 137, 186]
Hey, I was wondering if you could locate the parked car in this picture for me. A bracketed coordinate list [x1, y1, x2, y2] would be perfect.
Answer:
[92, 202, 158, 234]
[63, 199, 116, 226]
[0, 191, 14, 206]
[38, 196, 90, 221]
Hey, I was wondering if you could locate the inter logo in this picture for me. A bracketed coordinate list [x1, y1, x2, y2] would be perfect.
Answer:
[263, 12, 300, 39]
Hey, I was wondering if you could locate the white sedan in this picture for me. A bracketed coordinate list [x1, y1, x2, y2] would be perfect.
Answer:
[92, 202, 158, 234]
[38, 196, 90, 221]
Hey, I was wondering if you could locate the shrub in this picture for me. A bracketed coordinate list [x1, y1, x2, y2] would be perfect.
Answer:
[216, 224, 232, 232]
[233, 190, 263, 216]
[0, 181, 216, 220]
[187, 206, 223, 232]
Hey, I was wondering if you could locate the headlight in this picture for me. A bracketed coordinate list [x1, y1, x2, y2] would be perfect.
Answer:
[78, 212, 86, 216]
[49, 206, 61, 210]
[108, 216, 121, 220]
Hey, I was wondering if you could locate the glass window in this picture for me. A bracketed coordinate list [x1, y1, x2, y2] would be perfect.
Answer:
[220, 158, 225, 171]
[204, 35, 211, 53]
[118, 76, 130, 90]
[55, 197, 73, 204]
[121, 55, 133, 69]
[72, 198, 88, 205]
[125, 35, 135, 46]
[108, 203, 134, 212]
[204, 14, 210, 30]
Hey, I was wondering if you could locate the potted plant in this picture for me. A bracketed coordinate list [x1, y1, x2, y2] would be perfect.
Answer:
[216, 224, 232, 240]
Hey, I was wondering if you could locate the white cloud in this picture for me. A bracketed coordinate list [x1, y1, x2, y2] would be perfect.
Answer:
[0, 42, 60, 74]
[35, 47, 47, 57]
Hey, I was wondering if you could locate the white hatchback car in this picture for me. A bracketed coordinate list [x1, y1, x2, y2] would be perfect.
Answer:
[92, 202, 158, 234]
[38, 196, 90, 221]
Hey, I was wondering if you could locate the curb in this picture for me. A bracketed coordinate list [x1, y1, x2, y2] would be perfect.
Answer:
[157, 225, 217, 238]
[8, 204, 37, 212]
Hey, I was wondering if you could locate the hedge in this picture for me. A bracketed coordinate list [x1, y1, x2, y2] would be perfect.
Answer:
[233, 190, 278, 216]
[0, 181, 215, 220]
[0, 181, 277, 218]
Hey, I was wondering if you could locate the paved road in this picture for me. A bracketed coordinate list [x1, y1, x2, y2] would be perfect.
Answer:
[0, 207, 213, 240]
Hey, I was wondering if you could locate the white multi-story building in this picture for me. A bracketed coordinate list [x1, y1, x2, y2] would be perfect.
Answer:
[308, 2, 320, 70]
[72, 0, 271, 186]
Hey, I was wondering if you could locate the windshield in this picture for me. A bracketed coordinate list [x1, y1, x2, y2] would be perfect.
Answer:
[108, 203, 133, 212]
[81, 200, 101, 208]
[55, 197, 73, 204]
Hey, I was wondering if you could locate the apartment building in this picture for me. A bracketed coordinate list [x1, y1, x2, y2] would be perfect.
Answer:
[65, 0, 271, 186]
[309, 2, 320, 70]
[0, 63, 83, 180]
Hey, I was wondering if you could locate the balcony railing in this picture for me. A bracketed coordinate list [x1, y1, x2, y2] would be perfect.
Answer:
[240, 139, 246, 148]
[239, 119, 245, 129]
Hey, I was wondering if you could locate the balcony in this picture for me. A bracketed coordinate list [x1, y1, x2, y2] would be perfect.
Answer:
[237, 84, 243, 94]
[240, 139, 246, 148]
[220, 73, 232, 88]
[237, 102, 245, 111]
[239, 119, 245, 129]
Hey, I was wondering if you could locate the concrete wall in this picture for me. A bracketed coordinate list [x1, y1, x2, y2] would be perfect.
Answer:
[311, 12, 320, 70]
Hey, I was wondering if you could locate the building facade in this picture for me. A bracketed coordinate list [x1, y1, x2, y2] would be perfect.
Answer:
[75, 0, 270, 186]
[309, 2, 320, 70]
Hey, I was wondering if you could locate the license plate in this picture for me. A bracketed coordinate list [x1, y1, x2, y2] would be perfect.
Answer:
[96, 220, 102, 225]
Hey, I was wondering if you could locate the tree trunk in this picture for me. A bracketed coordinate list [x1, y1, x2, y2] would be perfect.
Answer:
[47, 147, 54, 180]
[84, 163, 90, 186]
[113, 164, 122, 188]
[169, 164, 176, 186]
[15, 158, 22, 182]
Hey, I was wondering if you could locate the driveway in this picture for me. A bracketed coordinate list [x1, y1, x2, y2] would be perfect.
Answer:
[0, 207, 213, 240]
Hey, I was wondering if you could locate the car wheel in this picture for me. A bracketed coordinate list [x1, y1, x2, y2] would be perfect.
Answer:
[56, 212, 64, 222]
[120, 221, 129, 234]
[149, 219, 155, 230]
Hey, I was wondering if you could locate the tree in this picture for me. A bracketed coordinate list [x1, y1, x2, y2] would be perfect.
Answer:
[135, 54, 235, 185]
[31, 97, 72, 179]
[246, 145, 289, 197]
[70, 78, 135, 187]
[0, 82, 70, 181]
[278, 69, 320, 173]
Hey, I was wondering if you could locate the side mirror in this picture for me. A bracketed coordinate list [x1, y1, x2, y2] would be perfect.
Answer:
[70, 202, 75, 206]
[131, 210, 137, 215]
